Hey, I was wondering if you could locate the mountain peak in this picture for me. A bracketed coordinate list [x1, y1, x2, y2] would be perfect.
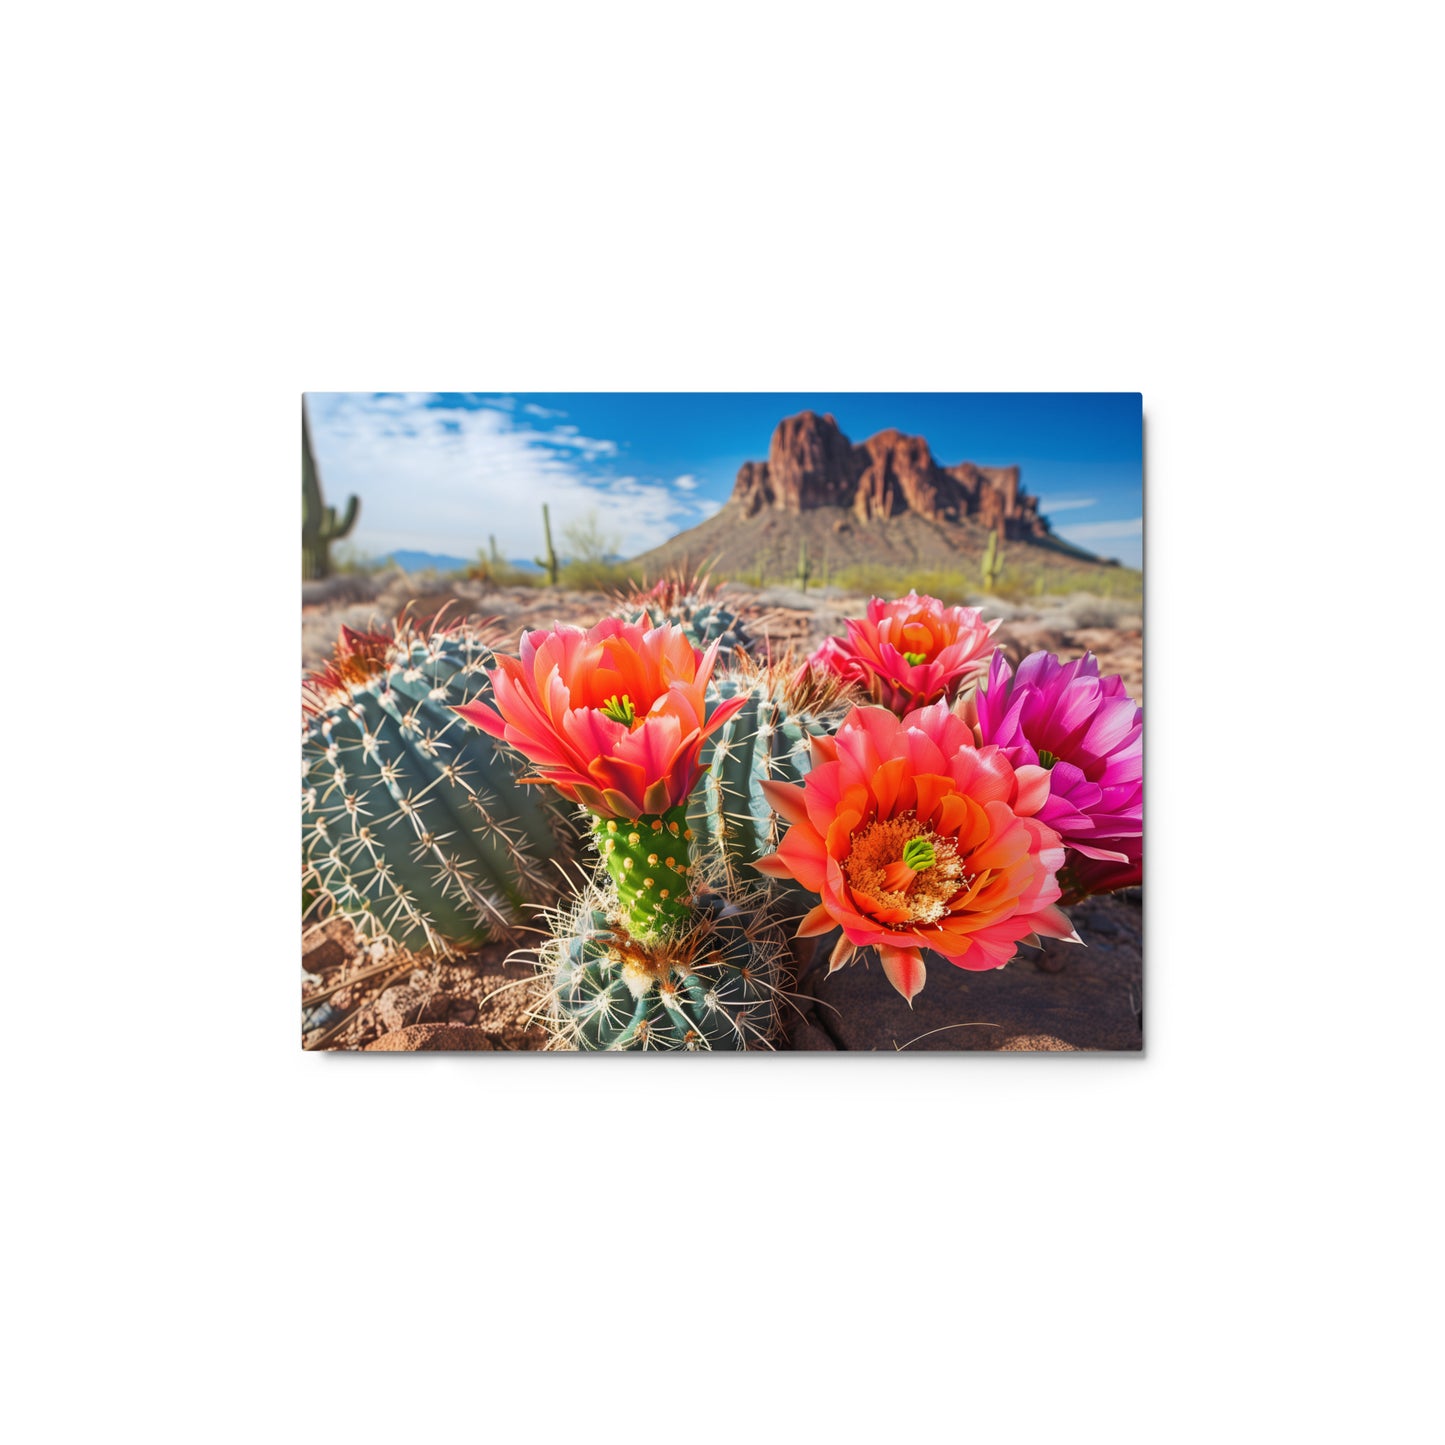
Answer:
[729, 412, 1050, 539]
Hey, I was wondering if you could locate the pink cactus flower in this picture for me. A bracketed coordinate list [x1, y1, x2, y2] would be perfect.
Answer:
[454, 618, 746, 820]
[808, 591, 1000, 714]
[969, 650, 1142, 900]
[754, 701, 1073, 1004]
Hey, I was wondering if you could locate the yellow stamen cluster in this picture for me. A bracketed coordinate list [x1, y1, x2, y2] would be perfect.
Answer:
[844, 814, 967, 926]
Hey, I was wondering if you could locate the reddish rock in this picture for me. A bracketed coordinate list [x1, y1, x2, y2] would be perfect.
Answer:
[804, 891, 1142, 1052]
[366, 1024, 496, 1052]
[726, 411, 1052, 540]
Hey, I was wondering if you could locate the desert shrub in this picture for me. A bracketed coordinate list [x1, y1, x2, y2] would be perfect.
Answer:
[330, 544, 386, 576]
[461, 555, 542, 588]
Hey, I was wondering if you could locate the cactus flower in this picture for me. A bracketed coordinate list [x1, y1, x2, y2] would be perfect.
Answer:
[455, 617, 746, 820]
[807, 591, 1000, 714]
[969, 650, 1142, 900]
[754, 701, 1073, 1003]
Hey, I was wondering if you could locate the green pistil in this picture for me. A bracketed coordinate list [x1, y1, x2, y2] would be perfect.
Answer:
[589, 803, 695, 940]
[902, 651, 928, 666]
[600, 693, 636, 727]
[902, 836, 937, 872]
[1037, 749, 1058, 770]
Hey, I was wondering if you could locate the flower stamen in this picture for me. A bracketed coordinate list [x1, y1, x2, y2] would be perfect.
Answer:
[600, 693, 637, 727]
[844, 814, 966, 927]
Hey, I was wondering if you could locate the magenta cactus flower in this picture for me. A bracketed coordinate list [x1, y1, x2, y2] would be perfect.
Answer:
[808, 591, 999, 714]
[970, 650, 1142, 901]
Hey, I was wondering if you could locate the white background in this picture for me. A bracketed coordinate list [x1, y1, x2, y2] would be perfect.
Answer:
[4, 3, 1439, 1441]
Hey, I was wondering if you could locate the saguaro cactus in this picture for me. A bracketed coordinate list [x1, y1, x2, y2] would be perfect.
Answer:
[302, 401, 360, 581]
[981, 528, 1005, 593]
[796, 539, 812, 593]
[534, 503, 559, 585]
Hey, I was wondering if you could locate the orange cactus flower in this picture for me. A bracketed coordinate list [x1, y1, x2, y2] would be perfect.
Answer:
[754, 701, 1074, 1003]
[454, 618, 746, 820]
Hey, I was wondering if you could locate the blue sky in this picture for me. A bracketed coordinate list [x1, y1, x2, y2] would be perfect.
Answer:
[305, 392, 1143, 568]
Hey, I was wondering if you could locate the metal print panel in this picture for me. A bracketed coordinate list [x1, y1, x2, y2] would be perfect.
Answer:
[301, 393, 1143, 1052]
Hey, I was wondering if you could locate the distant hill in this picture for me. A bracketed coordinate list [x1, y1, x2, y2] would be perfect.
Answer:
[629, 411, 1119, 580]
[378, 550, 542, 575]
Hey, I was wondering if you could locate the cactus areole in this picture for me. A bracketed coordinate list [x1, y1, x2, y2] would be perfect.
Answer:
[590, 803, 695, 938]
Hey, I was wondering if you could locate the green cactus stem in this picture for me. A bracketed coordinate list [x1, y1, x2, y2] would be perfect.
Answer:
[613, 573, 751, 655]
[796, 539, 812, 593]
[689, 661, 855, 908]
[302, 401, 360, 581]
[981, 528, 1005, 593]
[534, 503, 559, 586]
[589, 804, 695, 939]
[302, 619, 581, 955]
[540, 883, 792, 1050]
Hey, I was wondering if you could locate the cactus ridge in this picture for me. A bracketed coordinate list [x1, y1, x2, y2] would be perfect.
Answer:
[689, 662, 854, 902]
[303, 622, 580, 954]
[537, 883, 793, 1051]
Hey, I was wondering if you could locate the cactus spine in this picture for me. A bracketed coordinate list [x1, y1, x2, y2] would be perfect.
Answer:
[302, 620, 581, 954]
[981, 528, 1005, 593]
[302, 401, 360, 581]
[534, 503, 559, 585]
[689, 662, 855, 906]
[613, 573, 751, 656]
[539, 883, 792, 1050]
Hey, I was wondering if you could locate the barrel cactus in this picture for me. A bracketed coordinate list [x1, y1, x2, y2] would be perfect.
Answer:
[538, 881, 792, 1051]
[302, 617, 582, 954]
[688, 656, 857, 902]
[613, 573, 750, 655]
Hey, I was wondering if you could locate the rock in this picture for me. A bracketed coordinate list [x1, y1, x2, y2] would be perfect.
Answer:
[628, 411, 1121, 582]
[301, 917, 359, 974]
[787, 1018, 839, 1051]
[996, 623, 1067, 662]
[366, 1024, 497, 1052]
[813, 892, 1142, 1051]
[301, 937, 348, 974]
[725, 411, 1051, 538]
[375, 986, 451, 1033]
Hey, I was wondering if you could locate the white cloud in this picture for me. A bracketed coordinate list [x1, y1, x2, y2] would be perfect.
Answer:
[305, 393, 695, 560]
[522, 402, 565, 419]
[1055, 516, 1143, 543]
[1037, 495, 1098, 513]
[672, 474, 699, 491]
[1055, 515, 1143, 567]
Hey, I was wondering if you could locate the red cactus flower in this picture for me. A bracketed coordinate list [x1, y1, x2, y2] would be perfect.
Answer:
[454, 618, 746, 819]
[808, 591, 999, 713]
[755, 701, 1073, 1003]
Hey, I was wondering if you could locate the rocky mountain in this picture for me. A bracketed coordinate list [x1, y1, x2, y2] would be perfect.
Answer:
[630, 411, 1111, 579]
